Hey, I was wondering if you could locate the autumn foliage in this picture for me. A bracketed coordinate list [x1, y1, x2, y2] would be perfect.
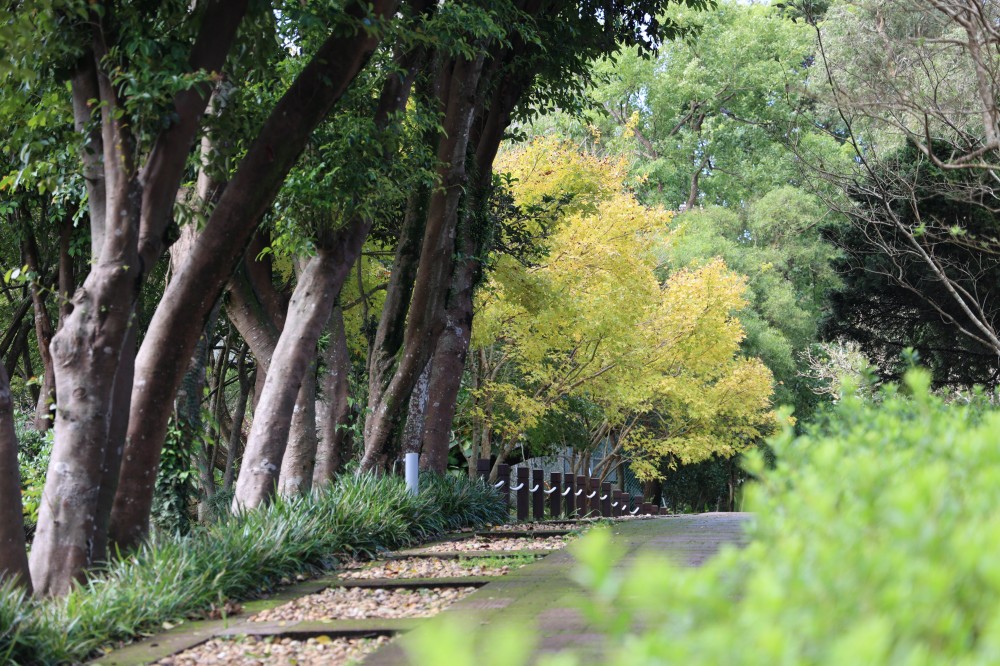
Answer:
[473, 139, 776, 480]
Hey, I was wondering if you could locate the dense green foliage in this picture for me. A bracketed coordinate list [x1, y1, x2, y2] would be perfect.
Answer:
[0, 473, 505, 665]
[663, 187, 842, 417]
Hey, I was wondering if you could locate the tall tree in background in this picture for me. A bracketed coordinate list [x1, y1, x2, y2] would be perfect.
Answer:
[805, 0, 1000, 383]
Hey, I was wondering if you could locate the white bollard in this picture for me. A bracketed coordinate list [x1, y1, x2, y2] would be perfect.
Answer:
[405, 452, 419, 496]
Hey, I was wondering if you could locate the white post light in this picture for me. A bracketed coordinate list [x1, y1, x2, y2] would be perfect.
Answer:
[405, 452, 419, 496]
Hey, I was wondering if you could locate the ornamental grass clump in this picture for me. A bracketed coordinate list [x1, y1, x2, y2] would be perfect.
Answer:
[0, 472, 504, 665]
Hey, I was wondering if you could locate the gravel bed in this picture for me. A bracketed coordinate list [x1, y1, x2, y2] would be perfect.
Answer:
[338, 557, 519, 579]
[251, 585, 477, 623]
[154, 635, 389, 666]
[487, 521, 589, 531]
[412, 535, 568, 553]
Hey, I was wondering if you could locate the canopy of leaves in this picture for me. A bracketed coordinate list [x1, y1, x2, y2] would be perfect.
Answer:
[473, 138, 776, 478]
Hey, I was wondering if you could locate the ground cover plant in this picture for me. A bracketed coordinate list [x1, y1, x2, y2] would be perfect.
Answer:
[0, 473, 505, 665]
[406, 371, 1000, 665]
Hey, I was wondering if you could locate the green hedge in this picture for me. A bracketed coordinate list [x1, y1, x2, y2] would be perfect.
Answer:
[0, 473, 506, 665]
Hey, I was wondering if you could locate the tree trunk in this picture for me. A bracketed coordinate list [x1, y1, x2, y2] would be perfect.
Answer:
[57, 212, 76, 323]
[365, 190, 428, 421]
[3, 321, 31, 381]
[0, 364, 31, 591]
[112, 3, 396, 549]
[90, 324, 136, 564]
[314, 305, 352, 487]
[402, 360, 431, 455]
[30, 4, 248, 593]
[21, 227, 57, 432]
[419, 281, 473, 473]
[29, 30, 145, 594]
[360, 53, 486, 471]
[223, 345, 252, 493]
[277, 359, 319, 497]
[233, 225, 367, 510]
[225, 229, 286, 392]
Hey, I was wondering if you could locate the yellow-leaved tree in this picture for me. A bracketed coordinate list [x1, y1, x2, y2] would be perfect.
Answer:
[472, 138, 776, 481]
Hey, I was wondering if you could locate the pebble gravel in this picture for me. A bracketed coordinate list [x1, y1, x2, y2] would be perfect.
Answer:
[250, 585, 477, 623]
[338, 557, 519, 580]
[153, 635, 389, 666]
[412, 535, 568, 553]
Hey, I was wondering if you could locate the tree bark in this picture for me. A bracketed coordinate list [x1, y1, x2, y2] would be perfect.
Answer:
[314, 305, 352, 487]
[419, 261, 475, 473]
[112, 0, 396, 549]
[277, 359, 319, 497]
[225, 229, 286, 391]
[0, 364, 31, 591]
[234, 228, 366, 510]
[29, 28, 145, 595]
[402, 360, 432, 455]
[0, 299, 32, 366]
[91, 324, 135, 564]
[57, 213, 76, 323]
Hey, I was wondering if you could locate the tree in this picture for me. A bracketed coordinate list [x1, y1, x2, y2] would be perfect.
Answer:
[534, 0, 819, 210]
[804, 0, 1000, 382]
[0, 363, 30, 591]
[358, 0, 714, 473]
[662, 187, 843, 416]
[0, 0, 402, 595]
[473, 140, 777, 482]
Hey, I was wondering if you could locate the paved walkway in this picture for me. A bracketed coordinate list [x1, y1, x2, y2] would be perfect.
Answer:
[364, 513, 751, 664]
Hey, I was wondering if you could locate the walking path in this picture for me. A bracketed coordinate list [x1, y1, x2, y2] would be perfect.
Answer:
[94, 514, 750, 665]
[364, 513, 751, 664]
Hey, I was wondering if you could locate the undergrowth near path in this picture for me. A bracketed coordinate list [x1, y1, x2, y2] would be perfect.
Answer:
[0, 474, 505, 665]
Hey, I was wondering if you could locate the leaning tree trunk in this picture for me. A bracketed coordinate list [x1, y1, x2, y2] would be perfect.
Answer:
[90, 324, 136, 565]
[360, 53, 486, 471]
[29, 37, 144, 593]
[419, 261, 475, 472]
[30, 3, 248, 594]
[20, 227, 57, 432]
[233, 227, 367, 510]
[223, 345, 253, 493]
[111, 7, 395, 548]
[313, 305, 352, 487]
[0, 364, 31, 591]
[277, 359, 319, 497]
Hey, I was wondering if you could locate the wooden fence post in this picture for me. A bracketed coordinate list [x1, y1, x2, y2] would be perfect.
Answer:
[576, 475, 588, 518]
[601, 482, 612, 517]
[549, 472, 562, 519]
[564, 474, 576, 519]
[498, 463, 511, 509]
[477, 458, 491, 483]
[516, 467, 530, 522]
[532, 469, 545, 522]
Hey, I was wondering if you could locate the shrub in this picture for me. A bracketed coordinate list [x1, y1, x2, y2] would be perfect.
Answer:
[0, 472, 504, 665]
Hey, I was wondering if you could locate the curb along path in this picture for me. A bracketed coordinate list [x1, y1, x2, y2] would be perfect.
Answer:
[363, 513, 752, 664]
